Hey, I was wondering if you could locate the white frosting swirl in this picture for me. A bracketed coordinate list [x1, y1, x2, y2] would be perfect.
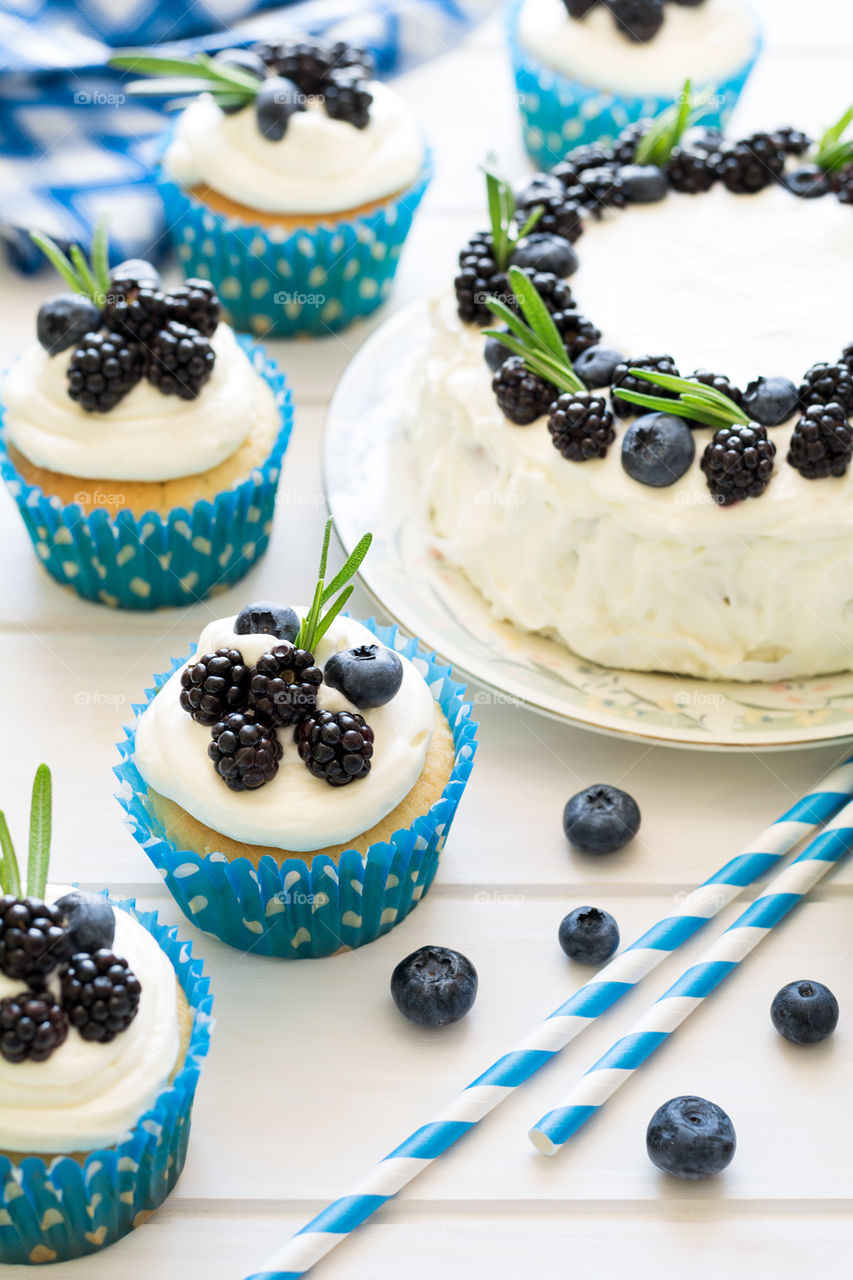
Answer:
[165, 83, 424, 215]
[518, 0, 758, 96]
[134, 614, 435, 851]
[0, 891, 181, 1154]
[1, 324, 267, 483]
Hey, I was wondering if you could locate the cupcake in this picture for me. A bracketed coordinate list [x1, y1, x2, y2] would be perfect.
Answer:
[112, 40, 431, 337]
[508, 0, 761, 170]
[0, 766, 212, 1264]
[116, 525, 478, 958]
[0, 227, 292, 609]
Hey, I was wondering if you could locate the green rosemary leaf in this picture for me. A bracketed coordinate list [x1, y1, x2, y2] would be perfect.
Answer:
[312, 585, 354, 647]
[70, 244, 97, 299]
[27, 765, 52, 900]
[298, 578, 324, 651]
[627, 369, 748, 422]
[614, 387, 731, 427]
[636, 78, 693, 166]
[484, 299, 555, 359]
[109, 53, 225, 77]
[317, 517, 333, 584]
[0, 810, 21, 897]
[90, 217, 111, 298]
[320, 531, 372, 606]
[29, 231, 84, 293]
[484, 167, 508, 272]
[508, 267, 566, 362]
[516, 205, 544, 241]
[483, 332, 577, 395]
[195, 52, 264, 91]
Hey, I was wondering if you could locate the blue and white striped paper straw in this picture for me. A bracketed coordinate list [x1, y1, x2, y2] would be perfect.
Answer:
[529, 794, 853, 1156]
[245, 757, 853, 1280]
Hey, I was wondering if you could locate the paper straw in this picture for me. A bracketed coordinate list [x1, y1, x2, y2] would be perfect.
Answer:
[245, 757, 853, 1280]
[529, 795, 853, 1156]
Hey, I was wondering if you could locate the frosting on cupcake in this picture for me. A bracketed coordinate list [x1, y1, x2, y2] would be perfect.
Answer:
[134, 614, 435, 851]
[165, 82, 424, 215]
[2, 323, 269, 482]
[518, 0, 757, 96]
[0, 894, 180, 1154]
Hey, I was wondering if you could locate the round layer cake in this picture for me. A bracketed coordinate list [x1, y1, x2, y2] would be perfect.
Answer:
[410, 130, 853, 682]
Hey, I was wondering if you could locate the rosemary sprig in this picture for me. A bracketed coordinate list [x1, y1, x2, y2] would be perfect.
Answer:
[297, 519, 373, 652]
[613, 370, 750, 429]
[814, 104, 853, 174]
[481, 158, 543, 273]
[0, 765, 53, 900]
[30, 218, 112, 302]
[483, 266, 585, 395]
[0, 809, 21, 897]
[635, 79, 697, 167]
[109, 51, 263, 108]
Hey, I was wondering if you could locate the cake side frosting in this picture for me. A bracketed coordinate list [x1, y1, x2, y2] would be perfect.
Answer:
[518, 0, 757, 96]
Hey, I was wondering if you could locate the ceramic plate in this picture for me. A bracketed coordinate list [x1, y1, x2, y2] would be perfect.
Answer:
[324, 300, 853, 750]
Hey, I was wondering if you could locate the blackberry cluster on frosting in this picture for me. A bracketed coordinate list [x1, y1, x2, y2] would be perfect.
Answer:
[252, 38, 374, 131]
[565, 1, 709, 42]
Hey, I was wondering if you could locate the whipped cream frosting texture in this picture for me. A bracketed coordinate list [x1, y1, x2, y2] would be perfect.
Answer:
[1, 323, 271, 483]
[518, 0, 757, 96]
[134, 614, 435, 852]
[0, 893, 180, 1154]
[165, 82, 424, 215]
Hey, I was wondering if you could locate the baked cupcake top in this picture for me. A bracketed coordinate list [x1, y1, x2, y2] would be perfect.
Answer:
[518, 0, 757, 96]
[1, 232, 273, 482]
[134, 527, 436, 852]
[113, 40, 424, 215]
[0, 769, 181, 1154]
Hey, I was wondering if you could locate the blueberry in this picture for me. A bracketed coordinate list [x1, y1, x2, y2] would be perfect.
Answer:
[509, 233, 579, 277]
[485, 329, 512, 372]
[255, 75, 304, 141]
[741, 375, 800, 426]
[563, 784, 640, 855]
[785, 166, 832, 199]
[646, 1096, 736, 1180]
[55, 891, 116, 954]
[618, 164, 668, 203]
[234, 601, 300, 642]
[771, 980, 839, 1045]
[324, 644, 403, 709]
[574, 344, 625, 389]
[111, 258, 161, 289]
[214, 47, 267, 113]
[621, 412, 695, 487]
[36, 293, 101, 355]
[391, 945, 477, 1028]
[558, 906, 620, 964]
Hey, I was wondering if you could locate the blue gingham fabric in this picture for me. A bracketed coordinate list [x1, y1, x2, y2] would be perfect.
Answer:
[0, 0, 491, 271]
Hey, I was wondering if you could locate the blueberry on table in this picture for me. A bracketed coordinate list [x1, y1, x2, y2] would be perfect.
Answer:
[771, 980, 839, 1045]
[621, 412, 695, 487]
[741, 376, 800, 427]
[391, 946, 478, 1028]
[509, 233, 579, 278]
[573, 344, 625, 389]
[55, 890, 116, 954]
[234, 601, 300, 642]
[558, 906, 620, 964]
[618, 164, 668, 204]
[563, 784, 641, 855]
[647, 1096, 736, 1180]
[324, 644, 403, 709]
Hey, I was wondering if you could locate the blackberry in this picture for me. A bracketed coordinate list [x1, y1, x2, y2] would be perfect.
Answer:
[147, 322, 215, 399]
[611, 354, 680, 419]
[493, 357, 556, 425]
[701, 423, 776, 504]
[455, 232, 509, 324]
[0, 992, 67, 1063]
[180, 647, 251, 726]
[164, 279, 220, 337]
[209, 711, 282, 791]
[799, 362, 853, 412]
[717, 133, 786, 194]
[248, 643, 323, 727]
[691, 369, 743, 406]
[667, 148, 718, 193]
[842, 343, 853, 373]
[788, 403, 853, 478]
[258, 39, 333, 93]
[555, 145, 614, 179]
[565, 0, 600, 14]
[67, 330, 144, 412]
[548, 392, 616, 460]
[606, 0, 665, 42]
[61, 950, 142, 1043]
[773, 125, 811, 156]
[686, 127, 724, 156]
[836, 165, 853, 205]
[326, 41, 375, 77]
[509, 270, 573, 316]
[514, 190, 585, 243]
[611, 120, 650, 165]
[552, 310, 602, 359]
[296, 709, 374, 786]
[324, 67, 373, 129]
[103, 280, 167, 345]
[573, 166, 627, 214]
[0, 895, 71, 983]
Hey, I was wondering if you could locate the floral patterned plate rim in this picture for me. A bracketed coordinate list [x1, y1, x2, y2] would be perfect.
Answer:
[324, 300, 853, 752]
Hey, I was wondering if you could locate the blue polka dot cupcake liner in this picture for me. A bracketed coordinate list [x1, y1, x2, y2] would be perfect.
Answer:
[114, 620, 478, 959]
[0, 339, 292, 610]
[507, 0, 762, 170]
[0, 896, 212, 1266]
[155, 150, 433, 338]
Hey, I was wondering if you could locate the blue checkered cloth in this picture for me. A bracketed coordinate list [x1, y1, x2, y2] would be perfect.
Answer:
[0, 0, 490, 271]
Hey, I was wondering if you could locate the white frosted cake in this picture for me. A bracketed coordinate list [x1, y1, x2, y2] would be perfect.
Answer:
[410, 128, 853, 683]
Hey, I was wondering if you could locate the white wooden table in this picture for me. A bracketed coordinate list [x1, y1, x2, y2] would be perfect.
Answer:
[1, 3, 852, 1274]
